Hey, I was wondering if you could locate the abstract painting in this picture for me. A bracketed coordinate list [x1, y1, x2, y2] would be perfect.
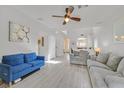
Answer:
[9, 21, 30, 43]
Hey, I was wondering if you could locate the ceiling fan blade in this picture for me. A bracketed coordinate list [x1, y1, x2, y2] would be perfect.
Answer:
[52, 15, 64, 18]
[70, 17, 81, 21]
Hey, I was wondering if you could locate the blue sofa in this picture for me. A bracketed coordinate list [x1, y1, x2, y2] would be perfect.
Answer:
[0, 52, 45, 84]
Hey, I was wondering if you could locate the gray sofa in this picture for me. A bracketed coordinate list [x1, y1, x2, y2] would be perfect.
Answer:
[70, 50, 89, 65]
[87, 53, 124, 88]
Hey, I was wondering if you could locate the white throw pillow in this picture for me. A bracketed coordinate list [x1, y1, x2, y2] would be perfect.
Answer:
[105, 75, 124, 88]
[96, 53, 109, 64]
[106, 53, 122, 71]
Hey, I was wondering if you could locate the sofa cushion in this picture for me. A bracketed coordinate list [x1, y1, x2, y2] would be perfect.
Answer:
[89, 67, 108, 88]
[2, 54, 24, 66]
[73, 51, 79, 56]
[117, 58, 124, 75]
[28, 60, 43, 66]
[11, 63, 32, 74]
[89, 67, 121, 88]
[90, 67, 121, 78]
[106, 54, 122, 71]
[96, 53, 109, 64]
[87, 59, 111, 70]
[24, 52, 37, 63]
[105, 75, 124, 88]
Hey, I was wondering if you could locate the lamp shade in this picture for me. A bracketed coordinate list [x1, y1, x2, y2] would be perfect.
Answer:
[95, 48, 101, 52]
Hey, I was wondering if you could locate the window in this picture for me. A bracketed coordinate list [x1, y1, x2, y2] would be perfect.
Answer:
[77, 37, 87, 49]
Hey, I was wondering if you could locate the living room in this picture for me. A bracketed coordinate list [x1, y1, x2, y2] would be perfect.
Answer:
[1, 0, 124, 91]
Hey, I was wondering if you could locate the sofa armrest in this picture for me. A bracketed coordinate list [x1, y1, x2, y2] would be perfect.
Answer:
[37, 56, 45, 61]
[105, 75, 124, 88]
[0, 63, 12, 83]
[70, 53, 74, 56]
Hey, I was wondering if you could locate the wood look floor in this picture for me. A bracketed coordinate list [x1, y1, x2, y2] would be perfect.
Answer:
[11, 55, 92, 88]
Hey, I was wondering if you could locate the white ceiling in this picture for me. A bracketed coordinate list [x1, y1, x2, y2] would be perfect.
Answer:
[13, 5, 124, 31]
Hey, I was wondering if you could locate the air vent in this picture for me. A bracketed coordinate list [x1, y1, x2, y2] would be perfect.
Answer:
[37, 18, 43, 21]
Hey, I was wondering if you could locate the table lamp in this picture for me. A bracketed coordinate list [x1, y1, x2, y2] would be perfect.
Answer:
[95, 48, 101, 56]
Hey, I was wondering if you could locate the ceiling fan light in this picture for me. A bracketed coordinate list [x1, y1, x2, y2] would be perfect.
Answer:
[64, 17, 69, 22]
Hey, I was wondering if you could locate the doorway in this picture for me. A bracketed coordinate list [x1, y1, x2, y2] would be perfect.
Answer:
[64, 37, 70, 53]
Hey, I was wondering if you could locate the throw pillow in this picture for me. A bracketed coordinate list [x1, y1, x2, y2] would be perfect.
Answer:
[96, 53, 109, 64]
[106, 53, 122, 71]
[117, 58, 124, 75]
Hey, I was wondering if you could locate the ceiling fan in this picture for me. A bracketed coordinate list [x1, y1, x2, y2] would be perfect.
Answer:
[52, 6, 81, 25]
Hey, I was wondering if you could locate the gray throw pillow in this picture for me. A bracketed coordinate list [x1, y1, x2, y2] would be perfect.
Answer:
[117, 58, 124, 75]
[106, 54, 122, 71]
[96, 53, 109, 64]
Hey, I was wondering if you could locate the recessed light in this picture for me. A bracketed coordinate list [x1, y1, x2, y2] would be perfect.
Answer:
[80, 34, 84, 36]
[96, 21, 103, 25]
[37, 18, 43, 21]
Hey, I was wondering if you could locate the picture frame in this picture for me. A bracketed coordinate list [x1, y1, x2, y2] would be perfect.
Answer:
[9, 21, 30, 43]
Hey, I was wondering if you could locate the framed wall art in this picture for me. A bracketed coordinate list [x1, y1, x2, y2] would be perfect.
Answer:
[9, 21, 30, 43]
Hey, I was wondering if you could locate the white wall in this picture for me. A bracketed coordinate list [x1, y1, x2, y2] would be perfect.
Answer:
[0, 6, 55, 60]
[93, 19, 124, 56]
[55, 33, 65, 57]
